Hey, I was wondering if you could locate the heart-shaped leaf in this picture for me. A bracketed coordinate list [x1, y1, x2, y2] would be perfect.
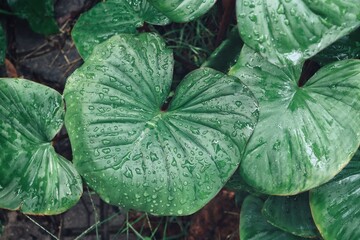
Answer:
[64, 33, 258, 215]
[147, 0, 216, 22]
[236, 0, 360, 66]
[310, 149, 360, 240]
[263, 193, 319, 238]
[0, 78, 82, 215]
[240, 195, 305, 240]
[72, 0, 170, 59]
[7, 0, 58, 35]
[229, 45, 360, 195]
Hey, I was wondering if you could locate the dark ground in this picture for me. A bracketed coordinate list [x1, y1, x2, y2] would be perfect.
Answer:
[0, 0, 240, 239]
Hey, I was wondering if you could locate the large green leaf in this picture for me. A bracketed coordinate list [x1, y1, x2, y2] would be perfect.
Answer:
[229, 45, 360, 195]
[0, 24, 5, 63]
[0, 78, 82, 215]
[312, 27, 360, 66]
[72, 0, 170, 60]
[236, 0, 360, 66]
[7, 0, 58, 35]
[64, 33, 259, 215]
[240, 195, 305, 240]
[147, 0, 216, 22]
[263, 193, 319, 238]
[310, 149, 360, 240]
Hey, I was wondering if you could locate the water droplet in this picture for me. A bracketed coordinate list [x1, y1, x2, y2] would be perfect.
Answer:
[277, 4, 285, 14]
[102, 148, 111, 154]
[235, 101, 242, 107]
[150, 152, 159, 162]
[124, 167, 133, 178]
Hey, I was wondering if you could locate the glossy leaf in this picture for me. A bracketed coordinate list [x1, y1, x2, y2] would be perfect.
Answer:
[64, 33, 259, 215]
[7, 0, 58, 35]
[312, 27, 360, 66]
[147, 0, 216, 22]
[310, 149, 360, 240]
[229, 45, 360, 195]
[0, 79, 82, 215]
[0, 24, 5, 63]
[263, 193, 319, 238]
[236, 0, 360, 66]
[202, 26, 244, 73]
[240, 195, 305, 240]
[72, 0, 170, 59]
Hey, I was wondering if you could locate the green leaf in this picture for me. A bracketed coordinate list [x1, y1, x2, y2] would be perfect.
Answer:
[202, 26, 244, 73]
[0, 24, 5, 63]
[64, 33, 259, 216]
[312, 27, 360, 66]
[262, 193, 319, 238]
[0, 78, 82, 215]
[7, 0, 58, 35]
[229, 45, 360, 195]
[310, 149, 360, 240]
[72, 0, 170, 60]
[147, 0, 216, 22]
[240, 195, 305, 240]
[236, 0, 360, 66]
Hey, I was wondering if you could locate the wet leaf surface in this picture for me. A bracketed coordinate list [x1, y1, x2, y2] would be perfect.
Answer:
[71, 0, 170, 59]
[263, 193, 319, 238]
[310, 149, 360, 240]
[230, 45, 360, 195]
[64, 33, 259, 215]
[312, 27, 360, 66]
[240, 195, 305, 240]
[0, 78, 82, 215]
[236, 0, 360, 66]
[147, 0, 216, 23]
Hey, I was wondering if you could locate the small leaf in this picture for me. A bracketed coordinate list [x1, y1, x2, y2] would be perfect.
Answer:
[310, 149, 360, 240]
[0, 79, 82, 215]
[263, 193, 319, 238]
[72, 0, 170, 59]
[64, 33, 259, 215]
[240, 195, 305, 240]
[7, 0, 58, 35]
[147, 0, 216, 22]
[202, 26, 244, 73]
[229, 45, 360, 195]
[236, 0, 360, 66]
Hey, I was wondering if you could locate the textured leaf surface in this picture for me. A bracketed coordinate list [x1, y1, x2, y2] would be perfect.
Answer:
[64, 33, 259, 215]
[263, 193, 319, 238]
[7, 0, 58, 35]
[0, 79, 82, 215]
[310, 149, 360, 240]
[72, 0, 170, 59]
[147, 0, 216, 22]
[236, 0, 360, 66]
[229, 45, 360, 195]
[0, 24, 5, 63]
[240, 195, 304, 240]
[312, 27, 360, 66]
